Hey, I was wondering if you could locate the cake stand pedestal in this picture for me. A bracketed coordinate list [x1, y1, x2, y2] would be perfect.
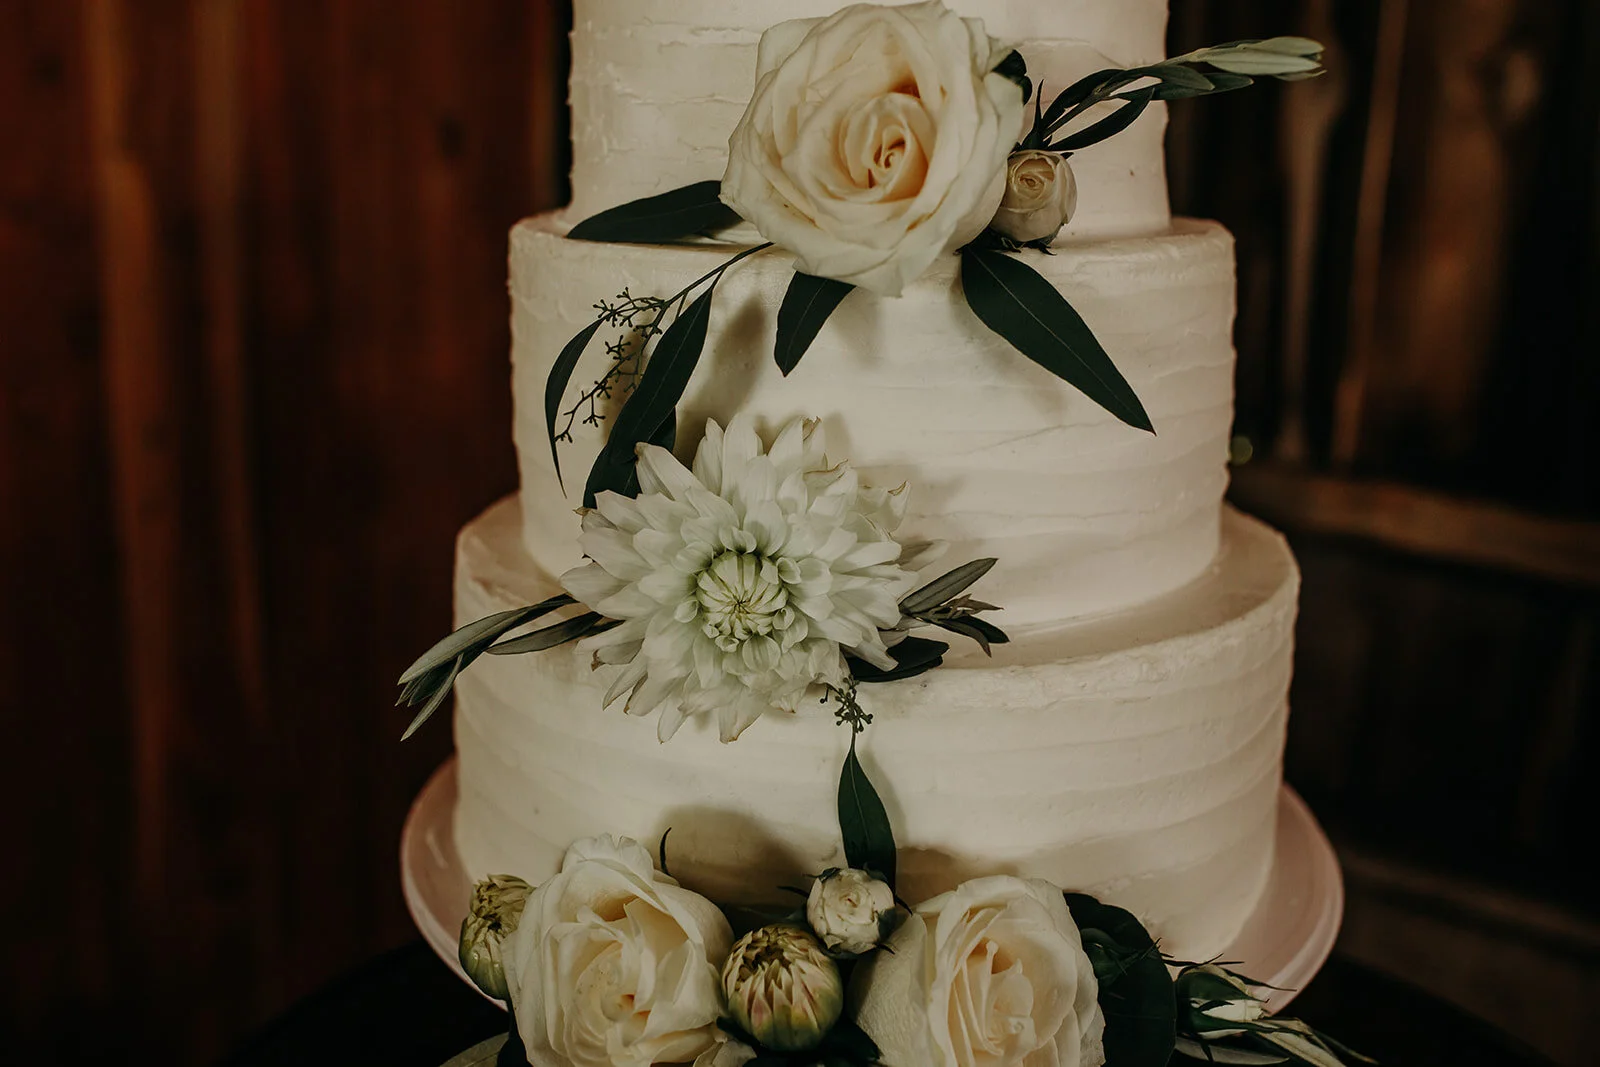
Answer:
[401, 757, 1343, 1010]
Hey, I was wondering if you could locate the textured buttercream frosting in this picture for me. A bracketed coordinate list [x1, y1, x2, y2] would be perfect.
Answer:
[512, 214, 1238, 626]
[452, 497, 1298, 962]
[570, 0, 1171, 238]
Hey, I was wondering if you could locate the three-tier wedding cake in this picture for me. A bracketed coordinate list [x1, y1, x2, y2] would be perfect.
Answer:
[408, 4, 1338, 1064]
[450, 0, 1297, 965]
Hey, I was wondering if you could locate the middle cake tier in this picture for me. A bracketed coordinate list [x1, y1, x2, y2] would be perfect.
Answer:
[513, 214, 1240, 626]
[451, 494, 1299, 963]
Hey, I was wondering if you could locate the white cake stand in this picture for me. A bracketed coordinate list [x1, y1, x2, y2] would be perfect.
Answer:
[401, 757, 1343, 1011]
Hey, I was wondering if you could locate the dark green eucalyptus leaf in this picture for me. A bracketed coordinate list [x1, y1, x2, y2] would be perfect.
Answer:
[567, 180, 741, 243]
[900, 558, 998, 614]
[1053, 85, 1157, 152]
[487, 612, 608, 655]
[839, 735, 897, 888]
[992, 48, 1031, 103]
[1040, 67, 1123, 130]
[399, 597, 575, 684]
[848, 637, 949, 683]
[935, 616, 1010, 656]
[1065, 893, 1176, 1067]
[495, 1024, 527, 1067]
[775, 272, 854, 376]
[961, 249, 1153, 433]
[583, 285, 716, 506]
[546, 319, 604, 491]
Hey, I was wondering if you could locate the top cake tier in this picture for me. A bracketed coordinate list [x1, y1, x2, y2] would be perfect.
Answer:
[569, 0, 1173, 238]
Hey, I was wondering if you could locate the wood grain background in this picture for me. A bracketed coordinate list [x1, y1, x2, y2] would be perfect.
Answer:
[2, 1, 1595, 1064]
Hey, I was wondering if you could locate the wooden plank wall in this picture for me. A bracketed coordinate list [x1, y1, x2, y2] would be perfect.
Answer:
[1172, 1, 1598, 1062]
[1, 2, 569, 1062]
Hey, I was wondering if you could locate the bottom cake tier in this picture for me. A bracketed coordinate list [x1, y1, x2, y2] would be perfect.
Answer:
[450, 495, 1299, 963]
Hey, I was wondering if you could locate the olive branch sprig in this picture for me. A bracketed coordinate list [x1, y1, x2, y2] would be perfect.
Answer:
[1018, 37, 1326, 155]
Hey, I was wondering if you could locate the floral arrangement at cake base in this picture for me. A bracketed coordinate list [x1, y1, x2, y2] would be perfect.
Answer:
[455, 719, 1369, 1067]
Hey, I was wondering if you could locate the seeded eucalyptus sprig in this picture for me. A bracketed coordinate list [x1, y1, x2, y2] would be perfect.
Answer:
[1017, 37, 1325, 155]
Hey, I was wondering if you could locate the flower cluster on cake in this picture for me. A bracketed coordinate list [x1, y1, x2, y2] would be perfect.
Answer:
[396, 2, 1362, 1064]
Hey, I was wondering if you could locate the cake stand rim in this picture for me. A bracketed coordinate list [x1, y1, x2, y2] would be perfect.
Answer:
[401, 757, 1342, 1011]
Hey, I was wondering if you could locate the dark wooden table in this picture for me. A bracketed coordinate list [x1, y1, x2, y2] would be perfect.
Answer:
[218, 943, 1557, 1067]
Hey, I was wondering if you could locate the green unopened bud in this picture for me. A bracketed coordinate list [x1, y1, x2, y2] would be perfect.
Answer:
[458, 874, 533, 1000]
[721, 924, 843, 1052]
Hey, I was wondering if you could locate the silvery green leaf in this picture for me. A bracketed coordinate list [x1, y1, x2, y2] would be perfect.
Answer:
[1254, 36, 1325, 56]
[439, 1034, 508, 1067]
[1155, 64, 1215, 90]
[487, 612, 608, 655]
[1174, 1037, 1289, 1065]
[1262, 1030, 1348, 1067]
[899, 558, 998, 614]
[400, 654, 461, 740]
[1204, 51, 1323, 77]
[399, 597, 573, 684]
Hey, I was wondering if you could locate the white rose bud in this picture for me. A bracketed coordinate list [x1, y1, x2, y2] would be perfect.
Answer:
[990, 150, 1078, 244]
[806, 868, 896, 955]
[457, 874, 533, 1001]
[722, 924, 844, 1052]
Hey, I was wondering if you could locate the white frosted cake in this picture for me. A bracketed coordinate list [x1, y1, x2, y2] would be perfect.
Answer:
[447, 0, 1301, 970]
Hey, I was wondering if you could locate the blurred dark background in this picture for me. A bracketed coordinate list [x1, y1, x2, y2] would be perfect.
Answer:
[2, 1, 1595, 1064]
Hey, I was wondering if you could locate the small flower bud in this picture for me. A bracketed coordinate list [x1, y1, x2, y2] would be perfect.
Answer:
[458, 874, 533, 1000]
[990, 150, 1078, 244]
[806, 868, 896, 955]
[721, 924, 844, 1052]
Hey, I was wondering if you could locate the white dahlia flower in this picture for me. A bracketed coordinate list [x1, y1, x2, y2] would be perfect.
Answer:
[562, 415, 921, 742]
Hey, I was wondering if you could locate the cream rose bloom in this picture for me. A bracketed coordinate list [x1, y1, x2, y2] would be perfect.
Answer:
[852, 876, 1105, 1067]
[502, 835, 734, 1067]
[721, 1, 1026, 297]
[990, 150, 1078, 244]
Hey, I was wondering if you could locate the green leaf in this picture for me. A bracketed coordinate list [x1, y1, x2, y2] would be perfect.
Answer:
[992, 48, 1031, 104]
[900, 558, 998, 614]
[960, 250, 1153, 432]
[1054, 85, 1157, 152]
[839, 734, 897, 888]
[1174, 1038, 1290, 1065]
[546, 319, 603, 491]
[398, 597, 575, 684]
[1255, 36, 1325, 55]
[583, 285, 716, 506]
[400, 654, 462, 741]
[775, 272, 854, 376]
[848, 637, 949, 683]
[934, 616, 1010, 656]
[567, 180, 741, 243]
[1064, 894, 1175, 1067]
[487, 612, 608, 655]
[1040, 67, 1122, 130]
[1155, 64, 1216, 91]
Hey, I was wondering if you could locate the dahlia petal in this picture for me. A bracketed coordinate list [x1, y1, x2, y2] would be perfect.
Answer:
[562, 562, 627, 608]
[692, 418, 727, 494]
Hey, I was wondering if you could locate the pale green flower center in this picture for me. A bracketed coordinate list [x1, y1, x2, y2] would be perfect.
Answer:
[696, 552, 790, 650]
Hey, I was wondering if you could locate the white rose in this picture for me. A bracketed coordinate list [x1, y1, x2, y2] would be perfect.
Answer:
[721, 1, 1026, 297]
[989, 150, 1078, 244]
[502, 835, 734, 1067]
[852, 876, 1105, 1067]
[807, 868, 897, 955]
